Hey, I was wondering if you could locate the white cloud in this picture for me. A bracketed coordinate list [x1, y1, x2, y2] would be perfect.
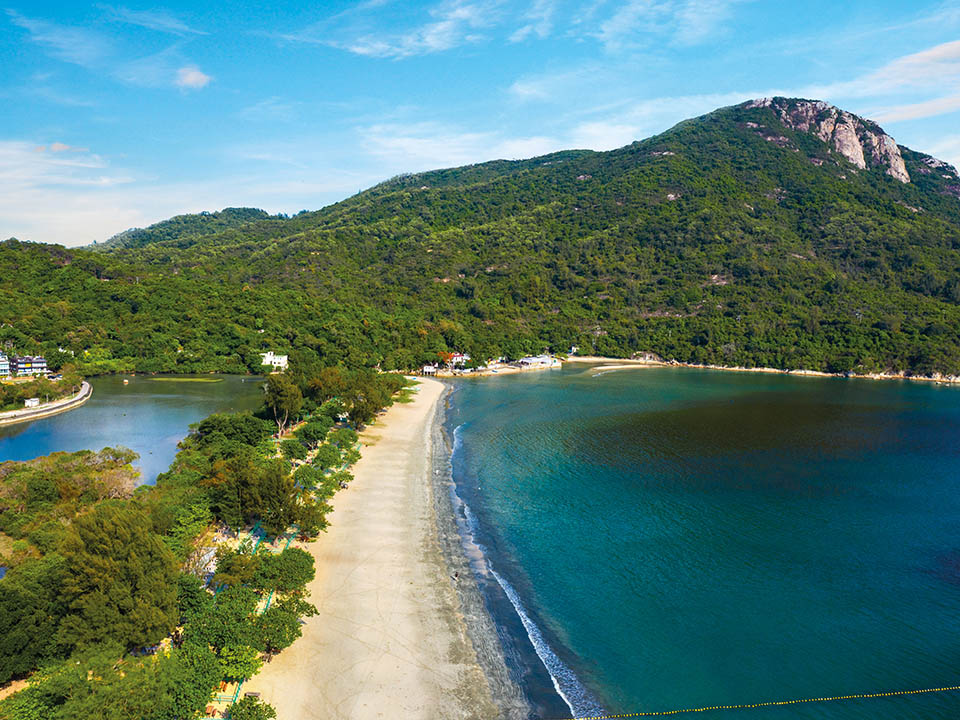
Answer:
[100, 5, 207, 35]
[176, 66, 212, 89]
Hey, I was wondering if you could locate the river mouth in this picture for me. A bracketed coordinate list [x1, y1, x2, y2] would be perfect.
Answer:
[0, 374, 264, 482]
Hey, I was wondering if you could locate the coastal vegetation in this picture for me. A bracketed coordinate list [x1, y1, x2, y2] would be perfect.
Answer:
[0, 365, 410, 719]
[3, 100, 960, 379]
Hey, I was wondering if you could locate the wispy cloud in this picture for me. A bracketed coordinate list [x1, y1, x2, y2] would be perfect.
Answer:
[510, 0, 556, 42]
[283, 0, 500, 59]
[113, 47, 212, 89]
[362, 121, 557, 168]
[7, 10, 110, 68]
[239, 97, 300, 122]
[592, 0, 744, 51]
[100, 5, 207, 36]
[873, 95, 960, 123]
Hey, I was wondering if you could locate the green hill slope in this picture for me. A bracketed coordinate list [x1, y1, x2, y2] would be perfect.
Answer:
[91, 207, 285, 251]
[4, 98, 960, 377]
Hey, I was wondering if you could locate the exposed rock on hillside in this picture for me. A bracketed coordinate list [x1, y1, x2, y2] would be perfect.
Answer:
[746, 98, 910, 183]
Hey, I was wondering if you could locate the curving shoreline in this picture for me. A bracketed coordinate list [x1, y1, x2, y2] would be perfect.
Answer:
[564, 356, 960, 385]
[0, 381, 93, 427]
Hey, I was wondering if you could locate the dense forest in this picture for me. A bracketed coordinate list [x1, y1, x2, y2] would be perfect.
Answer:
[4, 98, 960, 376]
[0, 367, 408, 719]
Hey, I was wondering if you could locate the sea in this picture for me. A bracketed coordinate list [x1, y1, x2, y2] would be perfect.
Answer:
[445, 364, 960, 719]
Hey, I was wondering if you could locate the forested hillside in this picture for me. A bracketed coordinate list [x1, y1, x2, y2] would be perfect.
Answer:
[4, 97, 960, 376]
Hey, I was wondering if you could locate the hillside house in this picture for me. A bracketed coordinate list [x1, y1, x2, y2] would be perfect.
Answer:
[0, 353, 8, 377]
[260, 351, 289, 371]
[11, 356, 47, 377]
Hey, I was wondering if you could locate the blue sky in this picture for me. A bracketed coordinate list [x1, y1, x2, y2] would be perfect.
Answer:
[4, 1, 960, 246]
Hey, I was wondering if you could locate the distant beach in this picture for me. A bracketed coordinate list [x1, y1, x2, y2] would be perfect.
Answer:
[564, 355, 960, 385]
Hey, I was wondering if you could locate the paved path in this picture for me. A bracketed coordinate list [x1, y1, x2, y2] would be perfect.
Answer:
[0, 381, 92, 427]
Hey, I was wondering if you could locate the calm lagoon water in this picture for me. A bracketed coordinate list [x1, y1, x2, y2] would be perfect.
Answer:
[447, 365, 960, 719]
[0, 375, 264, 483]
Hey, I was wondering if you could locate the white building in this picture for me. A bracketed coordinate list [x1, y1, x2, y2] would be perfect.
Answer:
[518, 354, 562, 368]
[260, 351, 289, 371]
[0, 353, 8, 377]
[422, 364, 438, 375]
[24, 398, 40, 408]
[450, 353, 470, 367]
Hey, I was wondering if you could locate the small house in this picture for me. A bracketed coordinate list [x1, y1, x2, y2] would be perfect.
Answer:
[260, 351, 289, 371]
[422, 364, 438, 376]
[24, 398, 40, 408]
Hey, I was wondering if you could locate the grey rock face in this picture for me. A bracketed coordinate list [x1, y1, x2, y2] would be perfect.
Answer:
[745, 98, 910, 183]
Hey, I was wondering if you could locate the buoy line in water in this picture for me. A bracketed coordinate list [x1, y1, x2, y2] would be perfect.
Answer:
[555, 684, 960, 719]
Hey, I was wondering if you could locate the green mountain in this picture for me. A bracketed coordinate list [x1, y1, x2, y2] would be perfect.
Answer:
[4, 97, 960, 377]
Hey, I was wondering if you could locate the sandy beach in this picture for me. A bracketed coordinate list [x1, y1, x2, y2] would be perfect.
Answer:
[243, 377, 509, 720]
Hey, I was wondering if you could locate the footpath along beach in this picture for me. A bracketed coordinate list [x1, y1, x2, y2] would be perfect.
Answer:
[243, 377, 525, 720]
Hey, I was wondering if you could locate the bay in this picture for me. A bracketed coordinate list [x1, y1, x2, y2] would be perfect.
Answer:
[448, 365, 960, 719]
[0, 375, 264, 483]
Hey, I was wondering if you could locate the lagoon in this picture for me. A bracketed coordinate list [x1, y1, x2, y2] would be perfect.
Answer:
[448, 365, 960, 719]
[0, 375, 264, 483]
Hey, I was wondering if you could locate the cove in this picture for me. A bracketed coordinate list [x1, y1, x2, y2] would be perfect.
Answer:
[0, 375, 264, 483]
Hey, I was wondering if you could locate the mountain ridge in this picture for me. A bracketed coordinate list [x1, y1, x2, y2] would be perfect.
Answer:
[4, 97, 960, 378]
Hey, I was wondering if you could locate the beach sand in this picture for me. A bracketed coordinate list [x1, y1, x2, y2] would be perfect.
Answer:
[243, 377, 508, 720]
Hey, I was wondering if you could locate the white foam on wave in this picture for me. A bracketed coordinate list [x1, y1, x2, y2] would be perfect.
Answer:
[489, 568, 605, 719]
[448, 420, 604, 718]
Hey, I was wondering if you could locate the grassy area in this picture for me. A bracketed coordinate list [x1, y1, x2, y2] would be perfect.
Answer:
[148, 377, 225, 383]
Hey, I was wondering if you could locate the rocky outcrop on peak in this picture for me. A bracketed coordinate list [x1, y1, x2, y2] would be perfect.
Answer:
[744, 98, 910, 183]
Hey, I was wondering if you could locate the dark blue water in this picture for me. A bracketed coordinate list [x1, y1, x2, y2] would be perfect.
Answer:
[0, 375, 264, 482]
[447, 365, 960, 719]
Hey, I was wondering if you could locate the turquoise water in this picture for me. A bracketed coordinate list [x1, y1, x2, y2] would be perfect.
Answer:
[447, 365, 960, 719]
[0, 375, 264, 482]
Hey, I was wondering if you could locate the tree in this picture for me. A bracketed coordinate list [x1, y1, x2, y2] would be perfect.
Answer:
[295, 417, 332, 448]
[295, 499, 331, 537]
[218, 644, 262, 683]
[211, 546, 260, 589]
[252, 547, 315, 595]
[279, 438, 307, 461]
[256, 463, 298, 538]
[228, 696, 277, 720]
[0, 554, 67, 684]
[312, 443, 341, 471]
[264, 375, 302, 436]
[183, 586, 259, 652]
[255, 607, 303, 655]
[57, 503, 179, 652]
[176, 573, 212, 623]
